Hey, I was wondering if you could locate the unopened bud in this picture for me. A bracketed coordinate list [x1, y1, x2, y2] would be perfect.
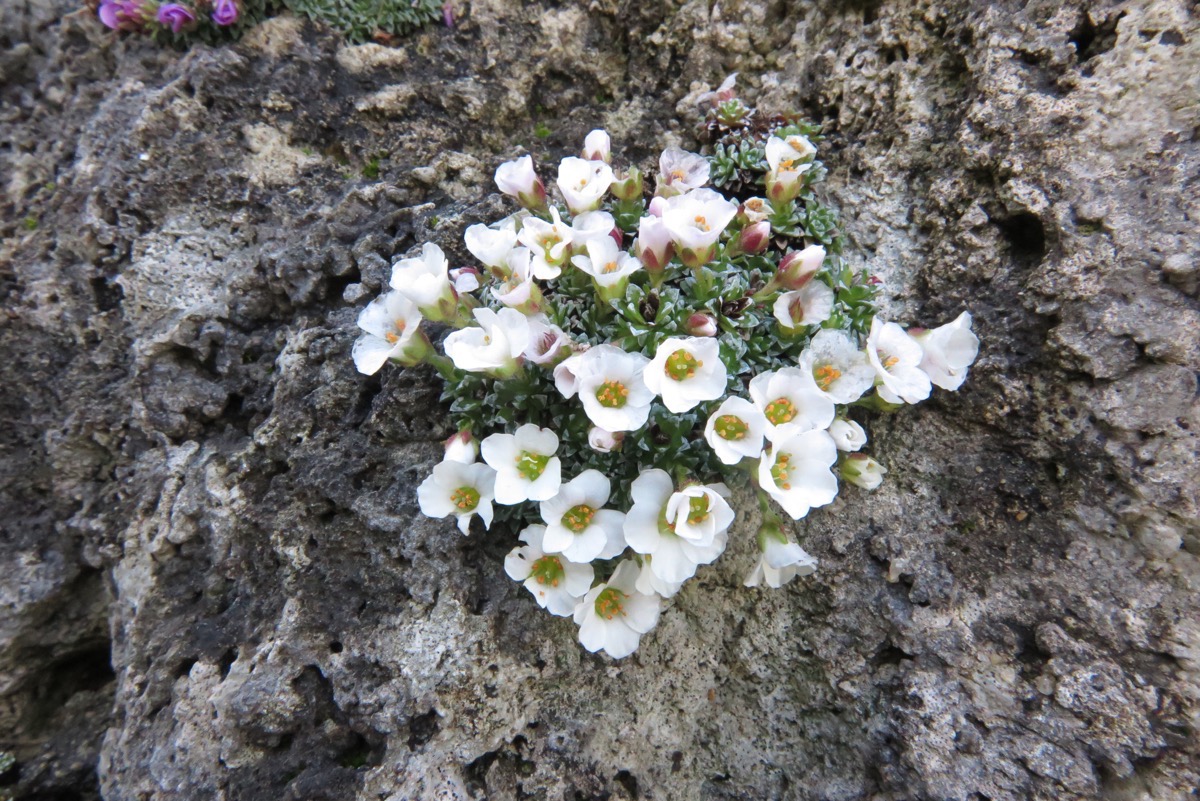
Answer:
[730, 221, 770, 257]
[494, 155, 548, 212]
[610, 166, 643, 200]
[841, 453, 886, 490]
[686, 312, 718, 337]
[775, 245, 826, 290]
[444, 430, 478, 464]
[449, 266, 481, 294]
[636, 215, 674, 274]
[582, 129, 611, 163]
[588, 427, 624, 453]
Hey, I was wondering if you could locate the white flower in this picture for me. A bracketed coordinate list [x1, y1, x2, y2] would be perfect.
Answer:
[666, 483, 734, 546]
[557, 156, 614, 215]
[827, 418, 867, 452]
[540, 469, 626, 563]
[351, 290, 429, 374]
[841, 453, 887, 490]
[572, 345, 654, 432]
[622, 470, 729, 584]
[582, 129, 611, 163]
[744, 537, 818, 588]
[758, 429, 839, 520]
[740, 197, 771, 224]
[464, 223, 518, 273]
[552, 350, 588, 398]
[504, 524, 594, 616]
[867, 318, 932, 404]
[587, 426, 624, 453]
[443, 430, 478, 463]
[443, 307, 531, 378]
[661, 189, 739, 267]
[634, 556, 683, 598]
[704, 396, 767, 465]
[389, 243, 457, 321]
[570, 235, 643, 299]
[517, 206, 573, 280]
[643, 336, 727, 413]
[773, 282, 835, 330]
[657, 147, 710, 197]
[417, 459, 496, 535]
[449, 267, 481, 294]
[764, 135, 814, 203]
[570, 210, 616, 247]
[574, 560, 661, 659]
[914, 311, 980, 391]
[481, 424, 562, 505]
[495, 155, 547, 209]
[635, 215, 674, 273]
[798, 329, 877, 404]
[748, 368, 836, 443]
[524, 315, 573, 366]
[492, 247, 543, 313]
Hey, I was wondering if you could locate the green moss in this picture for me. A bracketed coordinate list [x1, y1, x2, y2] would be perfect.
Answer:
[533, 123, 553, 140]
[361, 156, 381, 179]
[23, 215, 38, 231]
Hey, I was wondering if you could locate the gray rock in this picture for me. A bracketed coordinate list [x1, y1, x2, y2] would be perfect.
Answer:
[0, 1, 1196, 800]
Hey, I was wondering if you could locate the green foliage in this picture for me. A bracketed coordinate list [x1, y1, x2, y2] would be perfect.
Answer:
[285, 0, 443, 43]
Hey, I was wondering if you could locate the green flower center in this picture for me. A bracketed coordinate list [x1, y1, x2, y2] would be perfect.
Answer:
[665, 349, 702, 382]
[814, 363, 842, 391]
[764, 397, 797, 425]
[770, 454, 793, 491]
[595, 380, 628, 408]
[515, 450, 550, 481]
[529, 556, 565, 587]
[594, 587, 626, 620]
[450, 486, 480, 511]
[687, 495, 710, 526]
[563, 504, 596, 533]
[714, 414, 748, 441]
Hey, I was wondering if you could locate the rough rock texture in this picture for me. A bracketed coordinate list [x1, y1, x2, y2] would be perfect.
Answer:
[1, 0, 1198, 799]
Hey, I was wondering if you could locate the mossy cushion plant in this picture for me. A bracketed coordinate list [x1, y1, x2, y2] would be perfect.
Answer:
[351, 83, 981, 660]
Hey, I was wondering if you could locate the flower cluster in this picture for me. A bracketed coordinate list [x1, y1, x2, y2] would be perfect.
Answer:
[96, 0, 242, 34]
[354, 90, 979, 659]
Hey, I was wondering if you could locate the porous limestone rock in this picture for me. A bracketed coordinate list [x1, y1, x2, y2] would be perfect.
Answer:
[0, 0, 1196, 799]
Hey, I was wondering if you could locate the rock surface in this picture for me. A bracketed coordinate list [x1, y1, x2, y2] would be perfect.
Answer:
[1, 0, 1198, 799]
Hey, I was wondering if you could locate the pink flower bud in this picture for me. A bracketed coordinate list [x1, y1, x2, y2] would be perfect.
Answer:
[647, 196, 668, 217]
[775, 245, 826, 290]
[444, 431, 478, 464]
[495, 155, 547, 211]
[636, 215, 674, 274]
[686, 312, 718, 337]
[733, 221, 770, 257]
[582, 129, 611, 163]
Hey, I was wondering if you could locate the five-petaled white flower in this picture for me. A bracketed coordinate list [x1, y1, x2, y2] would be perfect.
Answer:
[622, 470, 730, 584]
[634, 556, 683, 599]
[744, 537, 818, 588]
[867, 318, 932, 404]
[570, 235, 643, 300]
[390, 242, 458, 322]
[704, 396, 767, 465]
[914, 311, 979, 391]
[464, 222, 518, 274]
[504, 524, 594, 616]
[758, 429, 839, 520]
[827, 418, 867, 452]
[748, 368, 836, 443]
[798, 329, 877, 404]
[657, 147, 710, 197]
[569, 345, 655, 432]
[570, 210, 617, 250]
[524, 315, 573, 366]
[574, 559, 661, 659]
[481, 423, 562, 505]
[443, 307, 531, 378]
[351, 290, 429, 374]
[773, 281, 835, 331]
[764, 135, 815, 203]
[644, 336, 727, 413]
[417, 459, 497, 535]
[540, 469, 626, 563]
[661, 189, 739, 267]
[517, 206, 574, 280]
[557, 156, 615, 215]
[491, 247, 543, 313]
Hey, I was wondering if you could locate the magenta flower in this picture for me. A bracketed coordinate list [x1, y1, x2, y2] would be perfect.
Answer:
[156, 3, 195, 33]
[212, 0, 239, 26]
[98, 0, 154, 31]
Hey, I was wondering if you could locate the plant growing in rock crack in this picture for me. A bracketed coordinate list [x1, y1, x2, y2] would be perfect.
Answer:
[90, 0, 448, 44]
[352, 81, 980, 659]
